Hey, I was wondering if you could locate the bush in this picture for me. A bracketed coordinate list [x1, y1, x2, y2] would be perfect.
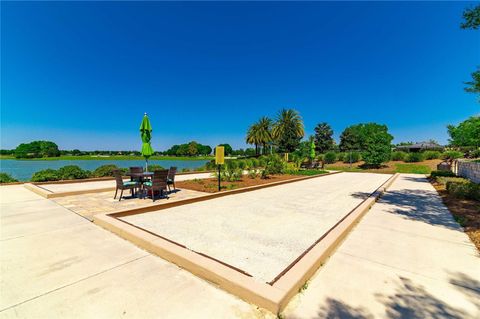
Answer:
[250, 158, 260, 168]
[264, 154, 285, 175]
[237, 160, 247, 170]
[147, 164, 165, 172]
[336, 152, 346, 162]
[92, 164, 121, 177]
[0, 173, 18, 183]
[31, 169, 60, 182]
[442, 151, 463, 160]
[324, 152, 337, 164]
[430, 170, 456, 178]
[423, 151, 441, 160]
[226, 160, 238, 170]
[470, 148, 480, 158]
[57, 165, 90, 180]
[284, 169, 328, 176]
[343, 151, 361, 163]
[446, 180, 480, 201]
[391, 151, 407, 161]
[218, 165, 242, 182]
[405, 153, 424, 163]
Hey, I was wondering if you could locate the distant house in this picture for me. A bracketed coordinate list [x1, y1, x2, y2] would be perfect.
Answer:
[396, 142, 444, 152]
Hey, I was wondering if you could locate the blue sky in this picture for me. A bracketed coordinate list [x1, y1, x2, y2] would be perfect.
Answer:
[1, 1, 479, 151]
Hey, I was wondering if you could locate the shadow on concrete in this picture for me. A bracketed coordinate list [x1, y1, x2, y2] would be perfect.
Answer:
[349, 188, 461, 231]
[291, 275, 473, 319]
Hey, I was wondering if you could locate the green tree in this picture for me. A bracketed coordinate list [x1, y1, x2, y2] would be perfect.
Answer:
[14, 140, 60, 158]
[461, 5, 480, 29]
[314, 122, 334, 153]
[187, 141, 198, 156]
[339, 125, 363, 151]
[359, 123, 394, 167]
[461, 5, 480, 97]
[256, 116, 273, 154]
[246, 123, 261, 155]
[272, 108, 305, 153]
[218, 143, 233, 156]
[447, 116, 480, 147]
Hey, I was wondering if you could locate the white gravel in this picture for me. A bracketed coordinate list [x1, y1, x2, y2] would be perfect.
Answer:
[121, 172, 391, 283]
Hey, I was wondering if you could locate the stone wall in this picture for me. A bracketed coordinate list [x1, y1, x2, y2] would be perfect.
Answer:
[453, 160, 480, 184]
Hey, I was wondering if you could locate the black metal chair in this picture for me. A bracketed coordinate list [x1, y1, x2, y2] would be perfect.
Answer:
[143, 169, 169, 202]
[167, 166, 177, 192]
[113, 170, 139, 201]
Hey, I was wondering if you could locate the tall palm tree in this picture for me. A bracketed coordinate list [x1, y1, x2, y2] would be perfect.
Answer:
[246, 123, 261, 155]
[256, 116, 273, 154]
[272, 108, 304, 153]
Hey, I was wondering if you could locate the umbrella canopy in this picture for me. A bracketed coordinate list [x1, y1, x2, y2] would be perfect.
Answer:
[310, 140, 316, 160]
[140, 113, 154, 170]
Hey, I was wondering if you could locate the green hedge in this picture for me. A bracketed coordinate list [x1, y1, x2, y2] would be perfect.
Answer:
[430, 170, 456, 178]
[0, 173, 18, 183]
[324, 152, 337, 164]
[31, 165, 90, 182]
[405, 153, 424, 163]
[446, 179, 480, 201]
[391, 151, 407, 161]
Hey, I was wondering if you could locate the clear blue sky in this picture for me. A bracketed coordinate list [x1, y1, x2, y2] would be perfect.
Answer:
[1, 1, 479, 151]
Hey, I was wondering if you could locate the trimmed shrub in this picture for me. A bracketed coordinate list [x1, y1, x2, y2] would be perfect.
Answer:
[430, 170, 456, 178]
[442, 151, 463, 160]
[343, 151, 361, 163]
[57, 165, 90, 180]
[0, 173, 18, 183]
[264, 154, 285, 175]
[336, 153, 346, 162]
[446, 180, 480, 201]
[92, 164, 121, 177]
[324, 152, 337, 164]
[423, 151, 441, 160]
[147, 164, 165, 172]
[250, 158, 259, 168]
[31, 169, 60, 182]
[237, 160, 247, 170]
[391, 151, 407, 161]
[405, 152, 424, 163]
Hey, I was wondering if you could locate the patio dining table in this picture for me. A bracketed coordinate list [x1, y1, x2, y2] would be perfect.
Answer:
[125, 171, 154, 198]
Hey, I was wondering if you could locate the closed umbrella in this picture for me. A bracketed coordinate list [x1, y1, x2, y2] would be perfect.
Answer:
[310, 140, 316, 161]
[140, 113, 154, 171]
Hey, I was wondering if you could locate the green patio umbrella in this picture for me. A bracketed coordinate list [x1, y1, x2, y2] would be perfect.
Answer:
[140, 113, 154, 171]
[310, 140, 316, 161]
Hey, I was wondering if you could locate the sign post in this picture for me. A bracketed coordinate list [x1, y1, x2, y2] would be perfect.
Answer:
[215, 146, 225, 192]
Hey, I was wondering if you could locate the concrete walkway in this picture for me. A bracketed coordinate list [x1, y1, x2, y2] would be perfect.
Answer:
[1, 174, 479, 318]
[284, 174, 480, 318]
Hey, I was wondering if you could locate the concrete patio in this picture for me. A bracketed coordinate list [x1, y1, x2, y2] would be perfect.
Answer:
[0, 173, 479, 318]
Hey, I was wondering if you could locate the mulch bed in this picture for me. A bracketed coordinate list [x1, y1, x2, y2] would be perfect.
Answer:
[176, 174, 308, 193]
[431, 181, 480, 251]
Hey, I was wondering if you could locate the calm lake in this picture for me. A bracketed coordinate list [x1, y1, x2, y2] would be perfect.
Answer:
[0, 159, 209, 181]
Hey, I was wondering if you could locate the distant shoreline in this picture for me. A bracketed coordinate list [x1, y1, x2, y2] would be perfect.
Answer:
[0, 155, 214, 161]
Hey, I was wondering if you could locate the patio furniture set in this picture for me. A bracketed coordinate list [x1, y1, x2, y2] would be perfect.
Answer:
[113, 166, 177, 202]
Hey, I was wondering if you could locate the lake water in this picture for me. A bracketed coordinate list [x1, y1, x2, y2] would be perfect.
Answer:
[0, 159, 209, 181]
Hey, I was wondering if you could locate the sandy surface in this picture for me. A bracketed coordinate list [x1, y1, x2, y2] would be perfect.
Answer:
[122, 172, 391, 283]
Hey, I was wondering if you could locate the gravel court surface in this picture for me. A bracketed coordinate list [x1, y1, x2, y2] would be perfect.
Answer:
[121, 172, 392, 283]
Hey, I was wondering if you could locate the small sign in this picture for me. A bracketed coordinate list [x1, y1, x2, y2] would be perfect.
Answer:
[215, 146, 225, 165]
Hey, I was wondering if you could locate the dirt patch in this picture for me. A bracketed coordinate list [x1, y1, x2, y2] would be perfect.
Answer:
[176, 174, 312, 193]
[431, 181, 480, 251]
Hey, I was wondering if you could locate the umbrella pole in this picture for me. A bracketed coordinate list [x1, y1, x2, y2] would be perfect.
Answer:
[146, 158, 148, 172]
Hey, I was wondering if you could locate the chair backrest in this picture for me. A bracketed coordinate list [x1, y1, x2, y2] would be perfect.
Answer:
[151, 170, 169, 190]
[113, 170, 123, 186]
[168, 167, 177, 180]
[129, 166, 143, 174]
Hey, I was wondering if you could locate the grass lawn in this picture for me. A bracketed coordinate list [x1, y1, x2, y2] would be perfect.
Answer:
[325, 159, 441, 174]
[0, 155, 214, 161]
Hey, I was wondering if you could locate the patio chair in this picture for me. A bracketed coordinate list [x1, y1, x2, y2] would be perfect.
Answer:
[143, 169, 169, 202]
[113, 170, 139, 201]
[167, 166, 177, 192]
